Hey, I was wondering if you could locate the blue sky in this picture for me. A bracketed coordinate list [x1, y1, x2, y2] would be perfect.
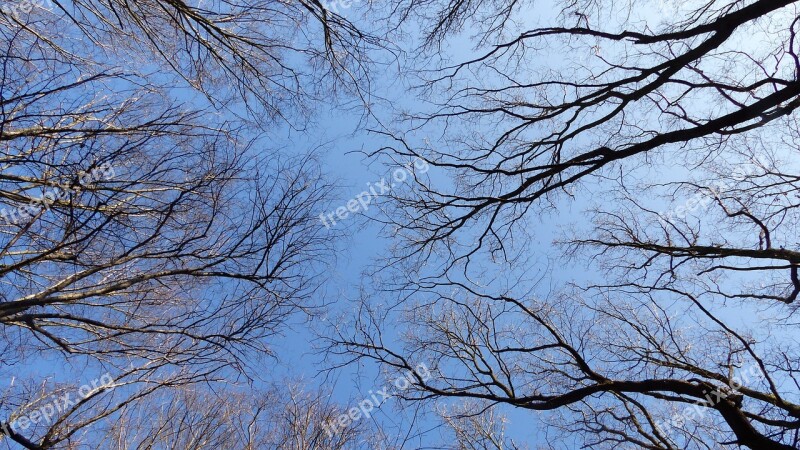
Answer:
[6, 0, 794, 448]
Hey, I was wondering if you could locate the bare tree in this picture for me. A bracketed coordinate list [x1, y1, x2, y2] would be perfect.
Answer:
[93, 383, 372, 450]
[438, 402, 529, 450]
[378, 0, 800, 266]
[0, 0, 381, 120]
[335, 0, 800, 448]
[0, 0, 371, 447]
[569, 142, 800, 307]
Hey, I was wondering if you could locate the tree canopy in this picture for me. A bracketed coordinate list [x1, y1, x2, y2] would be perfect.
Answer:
[3, 0, 800, 449]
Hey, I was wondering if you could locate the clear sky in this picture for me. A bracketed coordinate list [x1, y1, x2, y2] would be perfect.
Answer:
[7, 0, 789, 448]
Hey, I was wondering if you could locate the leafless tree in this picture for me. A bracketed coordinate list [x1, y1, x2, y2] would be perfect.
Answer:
[0, 0, 381, 121]
[378, 0, 800, 267]
[438, 402, 529, 450]
[0, 0, 373, 447]
[93, 383, 372, 450]
[336, 0, 800, 448]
